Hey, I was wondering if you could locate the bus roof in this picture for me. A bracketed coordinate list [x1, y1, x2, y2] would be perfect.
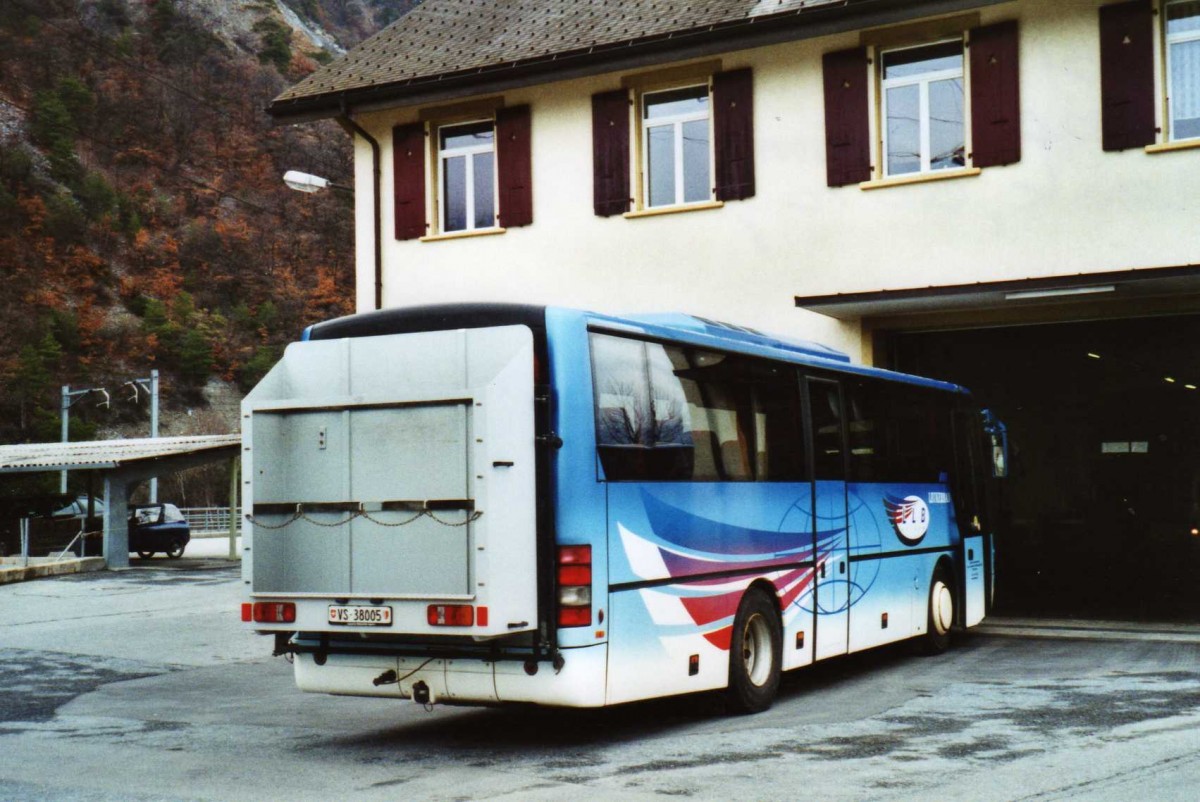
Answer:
[303, 303, 968, 395]
[580, 309, 968, 395]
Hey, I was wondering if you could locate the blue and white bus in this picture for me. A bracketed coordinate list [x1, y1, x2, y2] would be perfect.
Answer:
[241, 304, 1003, 712]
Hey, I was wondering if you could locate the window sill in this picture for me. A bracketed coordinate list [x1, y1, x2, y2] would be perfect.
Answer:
[623, 200, 724, 219]
[419, 227, 506, 243]
[859, 167, 982, 191]
[1145, 138, 1200, 155]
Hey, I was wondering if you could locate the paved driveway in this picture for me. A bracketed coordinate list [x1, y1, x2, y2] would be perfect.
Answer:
[1, 564, 1198, 801]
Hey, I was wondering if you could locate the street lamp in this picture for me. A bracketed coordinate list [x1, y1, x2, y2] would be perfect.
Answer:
[283, 170, 352, 195]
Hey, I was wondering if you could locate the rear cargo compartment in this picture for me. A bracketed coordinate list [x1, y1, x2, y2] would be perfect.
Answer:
[242, 325, 537, 638]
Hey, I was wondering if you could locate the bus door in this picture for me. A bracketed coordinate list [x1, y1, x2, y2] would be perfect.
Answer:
[806, 377, 850, 660]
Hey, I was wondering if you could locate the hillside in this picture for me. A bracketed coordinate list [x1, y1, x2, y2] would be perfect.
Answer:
[0, 0, 411, 470]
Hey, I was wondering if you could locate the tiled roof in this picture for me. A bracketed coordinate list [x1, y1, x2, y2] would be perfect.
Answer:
[270, 0, 862, 116]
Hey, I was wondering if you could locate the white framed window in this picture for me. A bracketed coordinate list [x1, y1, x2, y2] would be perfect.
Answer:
[641, 85, 712, 208]
[880, 40, 967, 177]
[437, 119, 496, 233]
[1166, 0, 1200, 141]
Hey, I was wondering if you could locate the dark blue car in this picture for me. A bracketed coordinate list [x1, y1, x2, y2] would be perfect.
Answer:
[130, 503, 190, 559]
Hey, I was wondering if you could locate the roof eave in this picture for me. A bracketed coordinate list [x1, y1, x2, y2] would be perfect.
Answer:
[267, 0, 1008, 124]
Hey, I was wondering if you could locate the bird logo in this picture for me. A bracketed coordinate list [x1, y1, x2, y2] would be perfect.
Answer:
[883, 495, 930, 545]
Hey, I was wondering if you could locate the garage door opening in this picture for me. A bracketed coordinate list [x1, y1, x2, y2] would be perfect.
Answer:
[890, 315, 1200, 621]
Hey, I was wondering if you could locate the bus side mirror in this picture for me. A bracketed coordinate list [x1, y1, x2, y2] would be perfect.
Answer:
[981, 409, 1008, 479]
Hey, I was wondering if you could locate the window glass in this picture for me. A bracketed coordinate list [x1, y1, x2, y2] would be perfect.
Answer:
[593, 334, 652, 447]
[472, 152, 495, 229]
[642, 84, 711, 207]
[682, 119, 711, 203]
[886, 84, 921, 176]
[1169, 1, 1200, 33]
[438, 120, 495, 233]
[749, 363, 805, 482]
[809, 380, 844, 481]
[440, 122, 494, 150]
[846, 382, 880, 482]
[133, 506, 162, 525]
[647, 125, 675, 208]
[648, 344, 692, 446]
[52, 501, 79, 517]
[881, 41, 964, 176]
[591, 333, 804, 482]
[929, 79, 966, 169]
[882, 41, 964, 79]
[442, 155, 467, 232]
[846, 379, 955, 484]
[645, 86, 709, 120]
[1168, 2, 1200, 141]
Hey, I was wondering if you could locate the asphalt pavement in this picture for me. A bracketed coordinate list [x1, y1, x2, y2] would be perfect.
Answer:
[1, 560, 1198, 801]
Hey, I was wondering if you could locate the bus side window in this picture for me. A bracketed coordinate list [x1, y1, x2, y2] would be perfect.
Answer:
[848, 380, 955, 484]
[592, 333, 653, 449]
[590, 333, 694, 481]
[589, 331, 805, 483]
[846, 381, 880, 483]
[809, 380, 844, 481]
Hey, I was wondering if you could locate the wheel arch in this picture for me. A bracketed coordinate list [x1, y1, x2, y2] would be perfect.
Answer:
[930, 554, 959, 628]
[746, 578, 783, 622]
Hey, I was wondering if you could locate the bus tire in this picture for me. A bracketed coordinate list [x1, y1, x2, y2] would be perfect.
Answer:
[725, 588, 782, 714]
[915, 565, 954, 656]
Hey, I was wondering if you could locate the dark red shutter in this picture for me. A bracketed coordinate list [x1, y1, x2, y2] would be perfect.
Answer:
[823, 48, 872, 187]
[1099, 0, 1156, 151]
[970, 21, 1021, 168]
[392, 123, 426, 240]
[496, 105, 532, 228]
[592, 89, 631, 216]
[713, 68, 755, 201]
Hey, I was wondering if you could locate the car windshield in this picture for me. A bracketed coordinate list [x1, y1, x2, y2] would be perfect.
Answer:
[52, 501, 79, 517]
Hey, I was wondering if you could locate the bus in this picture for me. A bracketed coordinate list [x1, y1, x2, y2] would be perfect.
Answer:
[241, 304, 1004, 713]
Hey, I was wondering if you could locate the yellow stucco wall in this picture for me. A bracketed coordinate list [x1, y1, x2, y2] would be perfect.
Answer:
[347, 0, 1196, 359]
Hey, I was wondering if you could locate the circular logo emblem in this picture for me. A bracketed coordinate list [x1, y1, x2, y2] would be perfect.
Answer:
[884, 495, 930, 545]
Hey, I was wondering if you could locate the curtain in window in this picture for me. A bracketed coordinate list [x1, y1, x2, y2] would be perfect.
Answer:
[1172, 39, 1200, 138]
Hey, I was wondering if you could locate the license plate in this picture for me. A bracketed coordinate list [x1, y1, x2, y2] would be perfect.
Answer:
[328, 605, 393, 626]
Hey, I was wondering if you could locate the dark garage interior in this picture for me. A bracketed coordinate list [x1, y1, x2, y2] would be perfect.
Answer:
[890, 314, 1200, 621]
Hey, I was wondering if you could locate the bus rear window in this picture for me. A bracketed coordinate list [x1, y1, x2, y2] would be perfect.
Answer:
[589, 332, 805, 482]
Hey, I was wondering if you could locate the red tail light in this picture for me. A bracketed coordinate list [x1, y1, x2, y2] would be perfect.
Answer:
[559, 606, 592, 627]
[558, 545, 591, 564]
[428, 604, 474, 627]
[252, 602, 296, 624]
[557, 545, 592, 628]
[557, 565, 591, 586]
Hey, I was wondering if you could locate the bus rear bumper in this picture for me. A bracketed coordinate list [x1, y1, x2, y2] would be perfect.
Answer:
[293, 644, 608, 707]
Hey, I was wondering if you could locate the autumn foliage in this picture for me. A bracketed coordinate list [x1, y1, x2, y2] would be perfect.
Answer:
[0, 0, 357, 448]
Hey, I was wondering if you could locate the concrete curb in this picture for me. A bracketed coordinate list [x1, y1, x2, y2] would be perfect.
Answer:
[0, 556, 106, 585]
[977, 617, 1200, 644]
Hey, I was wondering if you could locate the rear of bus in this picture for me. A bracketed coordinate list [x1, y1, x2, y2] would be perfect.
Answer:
[240, 304, 607, 706]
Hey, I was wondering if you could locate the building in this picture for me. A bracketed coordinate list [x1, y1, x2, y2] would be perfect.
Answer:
[269, 0, 1200, 619]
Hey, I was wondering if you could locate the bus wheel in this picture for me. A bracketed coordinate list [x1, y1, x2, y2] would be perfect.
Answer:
[915, 566, 954, 655]
[725, 588, 782, 714]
